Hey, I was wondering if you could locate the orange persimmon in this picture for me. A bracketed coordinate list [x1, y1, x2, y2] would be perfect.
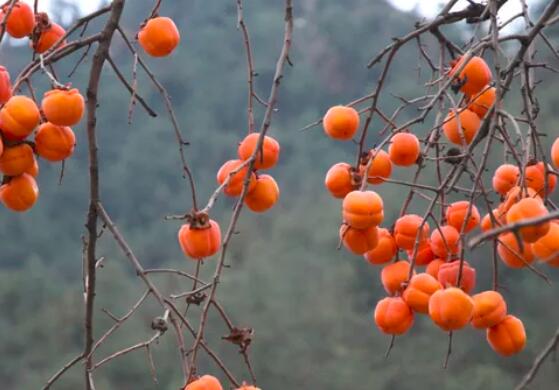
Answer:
[481, 209, 505, 232]
[442, 108, 480, 145]
[323, 105, 359, 140]
[138, 16, 180, 57]
[430, 225, 461, 259]
[2, 1, 34, 38]
[178, 219, 221, 260]
[33, 21, 66, 53]
[533, 222, 559, 267]
[468, 86, 496, 118]
[238, 133, 280, 170]
[393, 214, 430, 250]
[41, 88, 84, 127]
[244, 174, 279, 212]
[492, 164, 520, 196]
[0, 143, 34, 176]
[216, 159, 257, 197]
[506, 197, 549, 243]
[324, 162, 358, 199]
[381, 260, 412, 295]
[486, 315, 526, 356]
[184, 375, 223, 390]
[402, 273, 442, 314]
[445, 201, 480, 233]
[342, 190, 384, 229]
[426, 258, 445, 279]
[374, 296, 414, 335]
[407, 239, 436, 266]
[363, 227, 397, 265]
[388, 132, 421, 166]
[449, 56, 492, 97]
[361, 149, 392, 184]
[25, 157, 38, 177]
[340, 224, 378, 255]
[552, 137, 559, 169]
[34, 122, 76, 162]
[0, 66, 12, 105]
[428, 287, 474, 331]
[471, 290, 507, 329]
[0, 173, 38, 212]
[524, 162, 556, 196]
[0, 95, 40, 140]
[497, 232, 535, 268]
[437, 260, 476, 294]
[498, 185, 540, 216]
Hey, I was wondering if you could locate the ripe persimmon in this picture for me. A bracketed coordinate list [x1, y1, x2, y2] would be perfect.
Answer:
[381, 261, 412, 295]
[216, 159, 257, 197]
[524, 162, 556, 196]
[323, 105, 359, 140]
[428, 287, 474, 331]
[0, 143, 34, 176]
[498, 185, 540, 216]
[532, 222, 559, 266]
[552, 137, 559, 169]
[492, 164, 519, 196]
[184, 375, 223, 390]
[402, 273, 442, 314]
[0, 95, 40, 140]
[0, 173, 38, 212]
[449, 56, 492, 97]
[361, 149, 392, 184]
[138, 17, 180, 57]
[0, 66, 12, 105]
[430, 225, 461, 259]
[41, 88, 84, 127]
[238, 133, 280, 170]
[244, 174, 279, 212]
[486, 315, 526, 356]
[388, 132, 420, 166]
[340, 224, 378, 255]
[471, 291, 507, 329]
[442, 108, 480, 145]
[236, 385, 261, 390]
[374, 296, 414, 335]
[506, 197, 549, 243]
[2, 1, 34, 38]
[481, 209, 505, 232]
[33, 21, 66, 53]
[445, 201, 480, 233]
[363, 227, 396, 265]
[437, 260, 476, 294]
[393, 214, 430, 250]
[325, 162, 358, 199]
[468, 86, 496, 118]
[426, 258, 445, 279]
[25, 157, 38, 177]
[178, 219, 221, 260]
[497, 232, 535, 268]
[34, 123, 76, 162]
[342, 190, 384, 229]
[407, 239, 435, 266]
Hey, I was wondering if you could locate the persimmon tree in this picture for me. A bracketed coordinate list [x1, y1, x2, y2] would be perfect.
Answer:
[2, 0, 559, 389]
[1, 0, 291, 389]
[306, 0, 559, 388]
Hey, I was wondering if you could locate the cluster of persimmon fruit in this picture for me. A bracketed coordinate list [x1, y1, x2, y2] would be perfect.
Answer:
[184, 375, 259, 390]
[317, 55, 559, 357]
[177, 133, 281, 261]
[0, 4, 87, 213]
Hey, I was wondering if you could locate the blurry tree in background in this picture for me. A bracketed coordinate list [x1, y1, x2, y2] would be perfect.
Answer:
[1, 0, 559, 389]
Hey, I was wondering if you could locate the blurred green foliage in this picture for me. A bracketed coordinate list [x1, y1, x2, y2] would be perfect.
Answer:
[0, 0, 558, 389]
